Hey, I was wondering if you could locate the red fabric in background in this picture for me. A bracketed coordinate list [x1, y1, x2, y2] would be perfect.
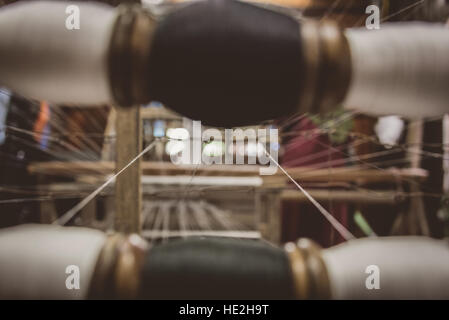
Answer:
[282, 117, 343, 167]
[280, 117, 349, 247]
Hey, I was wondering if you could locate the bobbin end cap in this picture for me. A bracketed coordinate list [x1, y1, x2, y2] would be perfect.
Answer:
[147, 0, 304, 127]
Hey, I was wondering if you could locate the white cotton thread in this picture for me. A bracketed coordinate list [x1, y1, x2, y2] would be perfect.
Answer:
[54, 140, 158, 226]
[0, 1, 116, 105]
[344, 23, 449, 119]
[265, 150, 355, 241]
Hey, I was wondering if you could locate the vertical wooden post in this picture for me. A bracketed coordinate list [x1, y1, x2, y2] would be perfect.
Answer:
[115, 106, 142, 234]
[443, 115, 449, 194]
[407, 120, 423, 169]
[407, 119, 430, 236]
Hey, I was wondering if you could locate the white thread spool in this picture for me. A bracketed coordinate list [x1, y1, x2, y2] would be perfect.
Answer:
[322, 236, 449, 299]
[0, 224, 106, 299]
[0, 1, 117, 105]
[344, 23, 449, 119]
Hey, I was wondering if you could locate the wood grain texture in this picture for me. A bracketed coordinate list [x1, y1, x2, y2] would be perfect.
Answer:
[114, 106, 142, 233]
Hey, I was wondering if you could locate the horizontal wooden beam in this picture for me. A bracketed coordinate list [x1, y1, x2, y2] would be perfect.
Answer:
[262, 167, 428, 186]
[114, 106, 142, 234]
[29, 161, 428, 185]
[28, 161, 261, 176]
[281, 189, 400, 204]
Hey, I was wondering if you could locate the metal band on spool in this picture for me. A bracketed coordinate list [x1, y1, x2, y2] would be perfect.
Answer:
[88, 234, 126, 299]
[108, 4, 156, 107]
[88, 233, 148, 299]
[285, 238, 331, 299]
[298, 21, 351, 116]
[296, 238, 331, 299]
[115, 234, 148, 299]
[285, 242, 310, 299]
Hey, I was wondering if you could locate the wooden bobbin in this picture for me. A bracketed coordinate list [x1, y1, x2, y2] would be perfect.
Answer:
[115, 234, 149, 298]
[88, 233, 148, 299]
[108, 3, 156, 107]
[108, 4, 157, 234]
[88, 234, 125, 299]
[285, 238, 331, 299]
[297, 20, 351, 116]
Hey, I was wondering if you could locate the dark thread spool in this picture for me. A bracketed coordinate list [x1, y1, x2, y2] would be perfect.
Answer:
[147, 0, 303, 127]
[139, 237, 295, 299]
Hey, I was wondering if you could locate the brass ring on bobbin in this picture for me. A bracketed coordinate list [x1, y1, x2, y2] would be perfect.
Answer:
[285, 238, 331, 299]
[296, 238, 331, 299]
[88, 234, 126, 299]
[284, 242, 309, 299]
[297, 21, 320, 117]
[108, 4, 156, 107]
[297, 20, 351, 117]
[316, 20, 351, 114]
[88, 233, 148, 299]
[115, 234, 148, 299]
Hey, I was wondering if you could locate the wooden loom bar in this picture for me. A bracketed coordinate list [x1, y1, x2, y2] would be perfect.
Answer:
[281, 189, 399, 204]
[114, 106, 142, 234]
[28, 162, 428, 184]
